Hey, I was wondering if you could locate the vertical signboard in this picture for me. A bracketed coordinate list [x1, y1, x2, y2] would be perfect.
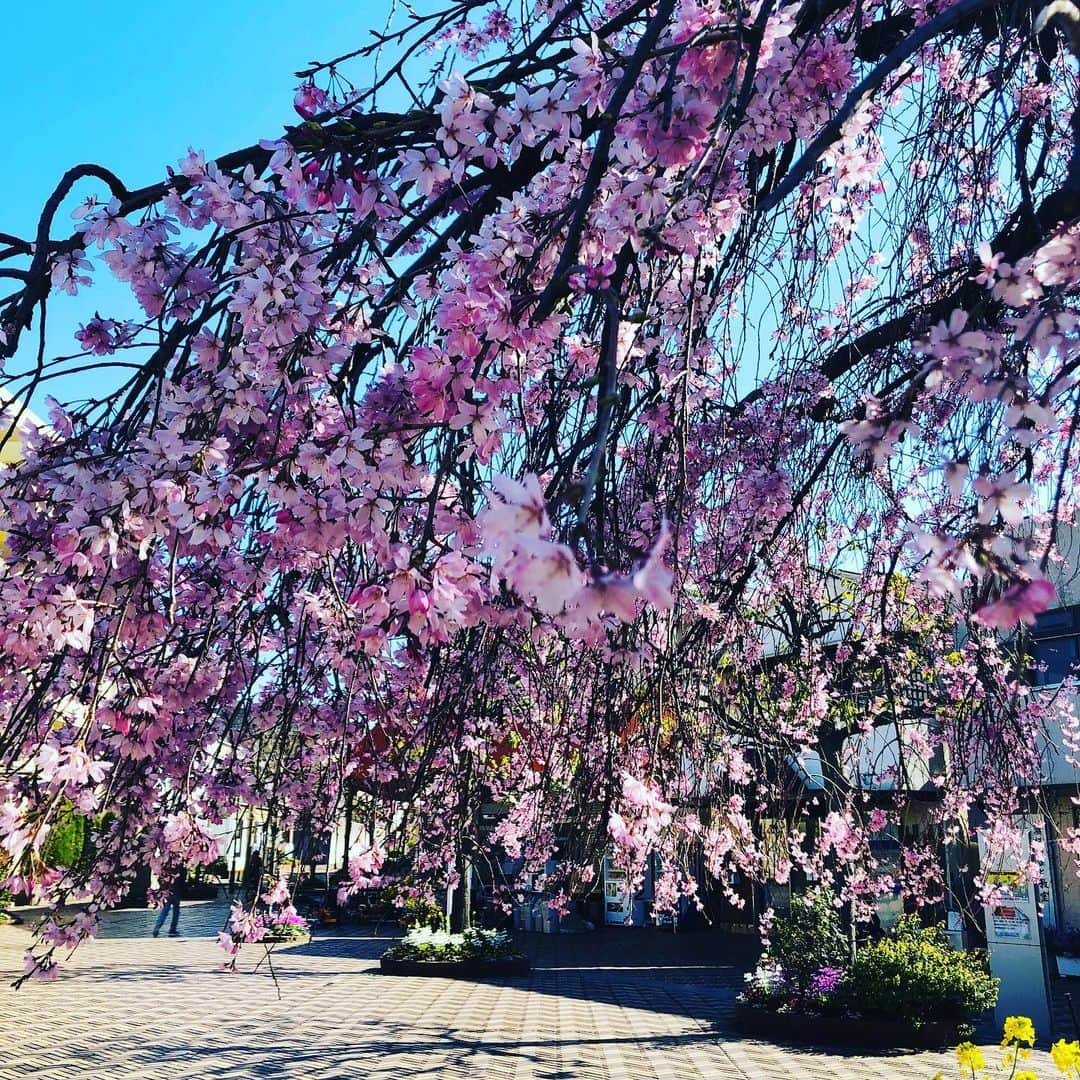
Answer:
[978, 821, 1054, 1038]
[603, 854, 632, 925]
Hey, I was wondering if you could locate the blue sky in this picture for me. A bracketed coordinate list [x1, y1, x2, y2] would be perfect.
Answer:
[5, 0, 409, 408]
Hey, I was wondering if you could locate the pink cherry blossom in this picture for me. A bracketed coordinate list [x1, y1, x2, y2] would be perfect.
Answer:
[974, 578, 1056, 629]
[0, 0, 1078, 976]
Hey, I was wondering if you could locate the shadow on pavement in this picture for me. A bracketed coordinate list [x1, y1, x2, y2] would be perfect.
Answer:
[0, 907, 1018, 1071]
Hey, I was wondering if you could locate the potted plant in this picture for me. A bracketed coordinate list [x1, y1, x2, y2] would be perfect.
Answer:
[261, 913, 311, 945]
[220, 902, 312, 951]
[256, 877, 312, 944]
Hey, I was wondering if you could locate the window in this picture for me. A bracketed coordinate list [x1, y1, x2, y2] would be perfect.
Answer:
[869, 826, 901, 863]
[1036, 608, 1075, 633]
[1030, 605, 1080, 687]
[1032, 636, 1080, 686]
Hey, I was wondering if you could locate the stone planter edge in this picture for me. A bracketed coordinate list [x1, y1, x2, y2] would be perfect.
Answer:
[733, 1001, 966, 1050]
[262, 931, 313, 947]
[379, 954, 531, 978]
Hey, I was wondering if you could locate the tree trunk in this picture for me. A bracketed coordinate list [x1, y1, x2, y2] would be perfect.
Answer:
[341, 786, 354, 874]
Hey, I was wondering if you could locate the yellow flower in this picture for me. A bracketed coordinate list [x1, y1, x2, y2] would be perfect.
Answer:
[956, 1042, 986, 1073]
[1053, 1039, 1080, 1074]
[1016, 1072, 1040, 1080]
[1003, 1016, 1037, 1048]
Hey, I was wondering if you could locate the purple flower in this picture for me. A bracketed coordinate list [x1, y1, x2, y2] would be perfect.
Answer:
[808, 966, 844, 997]
[75, 315, 128, 356]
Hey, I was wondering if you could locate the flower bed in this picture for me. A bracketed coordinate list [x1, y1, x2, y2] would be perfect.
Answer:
[380, 927, 530, 978]
[735, 896, 997, 1048]
[733, 1001, 963, 1049]
[261, 922, 311, 945]
[218, 887, 312, 966]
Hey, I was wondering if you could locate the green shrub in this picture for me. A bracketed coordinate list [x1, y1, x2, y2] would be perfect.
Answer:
[845, 917, 998, 1025]
[201, 856, 229, 879]
[766, 890, 849, 993]
[41, 805, 87, 870]
[385, 927, 522, 963]
[400, 895, 446, 931]
[262, 921, 309, 943]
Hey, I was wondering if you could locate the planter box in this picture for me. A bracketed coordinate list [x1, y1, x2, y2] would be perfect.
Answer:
[733, 1002, 965, 1050]
[380, 954, 531, 979]
[1057, 955, 1080, 978]
[262, 931, 312, 947]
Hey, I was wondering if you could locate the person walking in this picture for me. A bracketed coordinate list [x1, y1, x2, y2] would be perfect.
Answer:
[152, 866, 187, 937]
[242, 848, 264, 905]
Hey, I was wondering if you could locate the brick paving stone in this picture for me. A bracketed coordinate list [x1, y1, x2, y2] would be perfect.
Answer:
[0, 904, 1065, 1079]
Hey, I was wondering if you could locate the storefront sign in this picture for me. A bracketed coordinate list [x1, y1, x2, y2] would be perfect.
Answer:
[978, 820, 1053, 1037]
[990, 904, 1032, 941]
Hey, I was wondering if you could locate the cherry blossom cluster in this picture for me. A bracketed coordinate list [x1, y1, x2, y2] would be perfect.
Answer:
[0, 0, 1077, 980]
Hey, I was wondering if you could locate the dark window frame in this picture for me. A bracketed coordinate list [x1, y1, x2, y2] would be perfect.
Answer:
[1030, 603, 1080, 687]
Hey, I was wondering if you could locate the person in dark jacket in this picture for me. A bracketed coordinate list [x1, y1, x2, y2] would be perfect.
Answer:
[242, 848, 264, 904]
[152, 866, 187, 937]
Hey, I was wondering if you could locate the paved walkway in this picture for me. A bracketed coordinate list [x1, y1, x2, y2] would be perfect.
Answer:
[0, 902, 1062, 1079]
